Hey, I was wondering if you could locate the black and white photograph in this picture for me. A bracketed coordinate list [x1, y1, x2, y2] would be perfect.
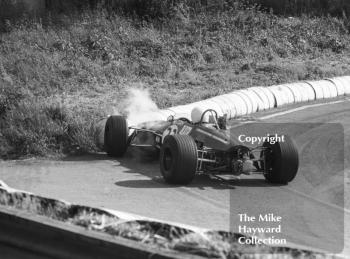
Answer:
[0, 0, 349, 258]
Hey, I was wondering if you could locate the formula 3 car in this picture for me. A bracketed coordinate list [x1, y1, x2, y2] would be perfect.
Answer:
[104, 108, 299, 185]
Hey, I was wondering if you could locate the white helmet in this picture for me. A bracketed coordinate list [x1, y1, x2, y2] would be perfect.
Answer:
[191, 106, 209, 123]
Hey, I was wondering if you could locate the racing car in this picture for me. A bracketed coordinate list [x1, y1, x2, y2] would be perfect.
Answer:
[104, 107, 299, 185]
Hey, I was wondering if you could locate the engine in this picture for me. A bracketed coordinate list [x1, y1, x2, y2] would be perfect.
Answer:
[198, 145, 255, 175]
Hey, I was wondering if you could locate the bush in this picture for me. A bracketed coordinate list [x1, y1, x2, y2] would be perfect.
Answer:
[0, 80, 24, 118]
[253, 0, 350, 16]
[0, 99, 100, 158]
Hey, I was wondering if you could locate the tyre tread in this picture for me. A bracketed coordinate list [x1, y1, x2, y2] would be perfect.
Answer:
[104, 116, 128, 157]
[160, 135, 197, 184]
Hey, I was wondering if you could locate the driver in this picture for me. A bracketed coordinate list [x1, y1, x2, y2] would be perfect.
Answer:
[191, 106, 227, 129]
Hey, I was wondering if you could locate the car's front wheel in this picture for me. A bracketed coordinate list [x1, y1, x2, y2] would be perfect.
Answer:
[160, 135, 198, 185]
[104, 116, 129, 157]
[262, 135, 299, 184]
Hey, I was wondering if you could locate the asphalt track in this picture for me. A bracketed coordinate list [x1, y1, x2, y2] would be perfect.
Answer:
[0, 98, 349, 255]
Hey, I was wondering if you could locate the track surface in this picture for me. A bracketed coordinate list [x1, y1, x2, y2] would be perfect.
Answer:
[1, 98, 349, 254]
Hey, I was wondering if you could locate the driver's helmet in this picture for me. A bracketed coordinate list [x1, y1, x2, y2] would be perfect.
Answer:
[191, 106, 210, 123]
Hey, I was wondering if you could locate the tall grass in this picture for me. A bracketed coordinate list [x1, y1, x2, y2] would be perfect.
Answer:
[254, 0, 350, 16]
[42, 0, 350, 17]
[1, 1, 350, 158]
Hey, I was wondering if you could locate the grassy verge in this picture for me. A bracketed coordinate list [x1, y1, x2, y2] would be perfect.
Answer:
[0, 183, 325, 258]
[1, 2, 350, 158]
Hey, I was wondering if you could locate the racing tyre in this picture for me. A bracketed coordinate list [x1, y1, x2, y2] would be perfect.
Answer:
[262, 135, 299, 184]
[104, 116, 129, 157]
[160, 135, 197, 185]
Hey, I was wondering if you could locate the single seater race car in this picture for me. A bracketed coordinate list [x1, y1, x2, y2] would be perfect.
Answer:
[104, 107, 299, 185]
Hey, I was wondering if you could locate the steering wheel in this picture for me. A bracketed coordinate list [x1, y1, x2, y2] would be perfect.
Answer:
[200, 109, 220, 129]
[200, 109, 218, 123]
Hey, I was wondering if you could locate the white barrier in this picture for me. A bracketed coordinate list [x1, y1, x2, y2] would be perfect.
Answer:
[128, 76, 349, 126]
[250, 87, 274, 110]
[285, 83, 304, 103]
[204, 99, 226, 116]
[327, 76, 350, 95]
[268, 85, 293, 106]
[225, 93, 248, 116]
[296, 82, 316, 101]
[306, 80, 338, 99]
[341, 76, 350, 94]
[167, 105, 192, 119]
[247, 87, 269, 110]
[210, 95, 237, 118]
[325, 80, 338, 97]
[327, 78, 346, 96]
[306, 81, 324, 99]
[234, 91, 254, 114]
[183, 102, 206, 114]
[261, 87, 276, 109]
[245, 89, 266, 112]
[239, 90, 259, 113]
[279, 85, 295, 103]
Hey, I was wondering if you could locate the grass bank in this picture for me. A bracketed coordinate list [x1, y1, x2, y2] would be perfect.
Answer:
[1, 2, 350, 158]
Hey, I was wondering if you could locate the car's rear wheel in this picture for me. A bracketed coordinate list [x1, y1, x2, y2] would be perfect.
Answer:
[104, 116, 129, 157]
[160, 135, 198, 184]
[262, 135, 299, 184]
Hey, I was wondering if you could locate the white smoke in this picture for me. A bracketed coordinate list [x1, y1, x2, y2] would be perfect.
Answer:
[121, 87, 160, 126]
[95, 87, 162, 150]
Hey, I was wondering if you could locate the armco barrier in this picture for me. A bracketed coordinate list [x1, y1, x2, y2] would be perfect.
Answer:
[0, 206, 200, 259]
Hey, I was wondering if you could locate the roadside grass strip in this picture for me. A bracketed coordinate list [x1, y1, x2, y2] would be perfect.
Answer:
[0, 181, 329, 258]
